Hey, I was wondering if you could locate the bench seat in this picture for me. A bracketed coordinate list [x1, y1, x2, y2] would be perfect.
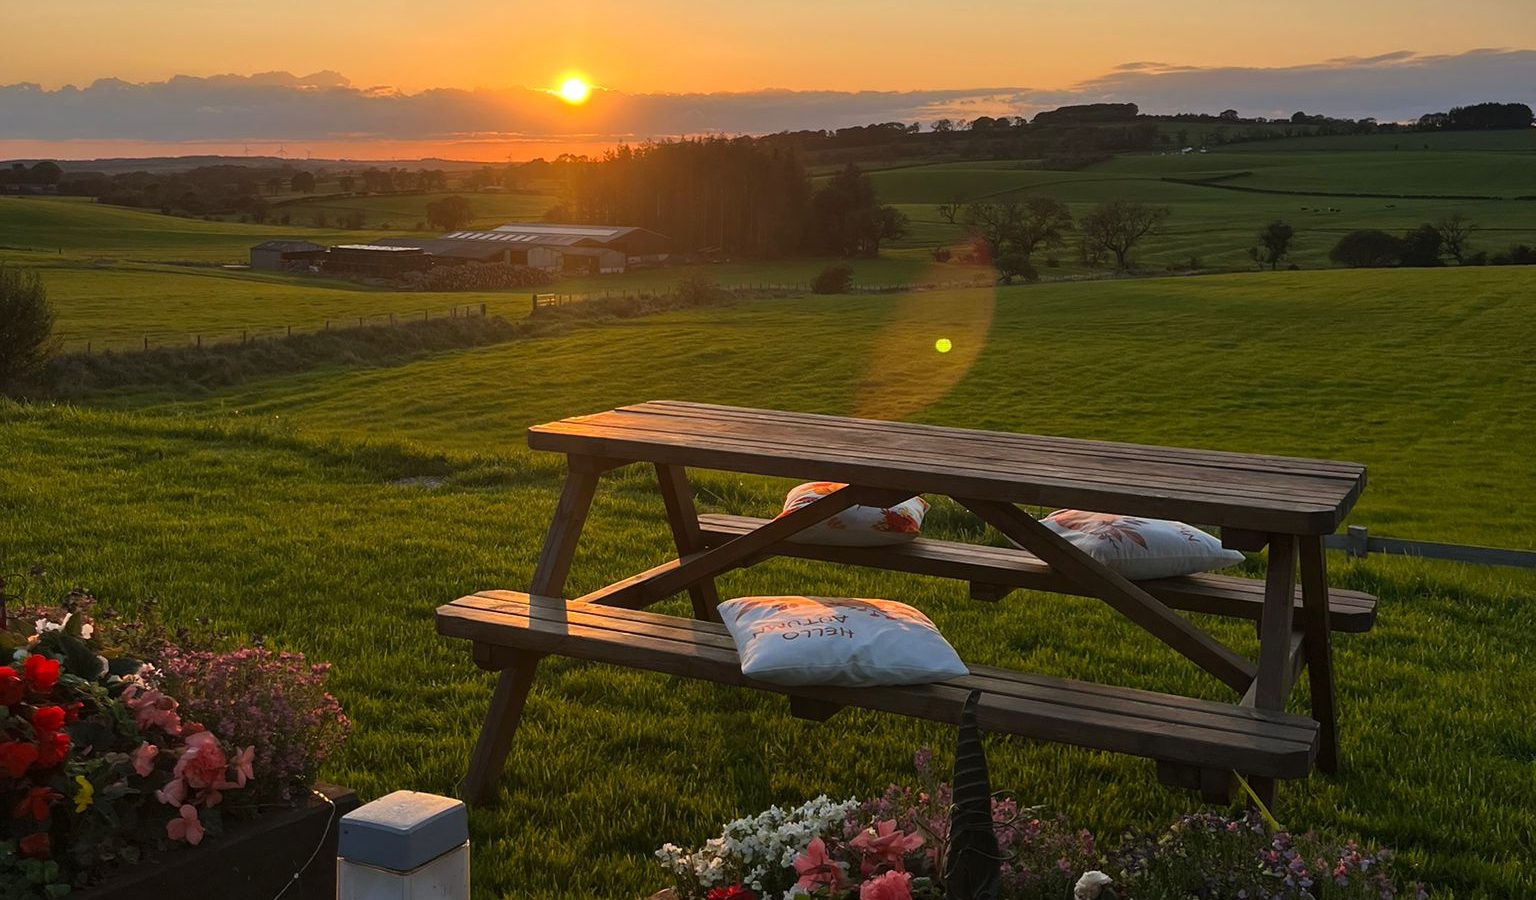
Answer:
[437, 590, 1320, 781]
[697, 514, 1377, 633]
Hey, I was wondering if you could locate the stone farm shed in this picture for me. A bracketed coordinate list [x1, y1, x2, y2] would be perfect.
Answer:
[249, 239, 325, 271]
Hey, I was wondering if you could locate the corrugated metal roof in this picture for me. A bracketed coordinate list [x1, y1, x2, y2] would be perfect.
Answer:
[251, 240, 325, 252]
[334, 244, 423, 253]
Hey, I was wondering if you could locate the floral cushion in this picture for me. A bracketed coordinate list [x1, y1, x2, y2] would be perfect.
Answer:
[778, 482, 929, 547]
[717, 596, 968, 687]
[1039, 510, 1244, 580]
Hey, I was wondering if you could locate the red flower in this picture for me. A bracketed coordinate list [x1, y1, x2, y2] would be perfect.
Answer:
[0, 667, 22, 706]
[23, 655, 60, 694]
[708, 886, 757, 900]
[35, 730, 70, 768]
[63, 702, 83, 723]
[30, 705, 66, 735]
[12, 786, 61, 821]
[19, 833, 51, 859]
[0, 741, 39, 778]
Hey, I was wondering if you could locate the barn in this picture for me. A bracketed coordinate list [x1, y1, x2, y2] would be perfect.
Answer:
[249, 239, 325, 271]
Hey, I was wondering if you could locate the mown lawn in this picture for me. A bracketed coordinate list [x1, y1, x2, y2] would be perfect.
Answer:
[3, 266, 1533, 898]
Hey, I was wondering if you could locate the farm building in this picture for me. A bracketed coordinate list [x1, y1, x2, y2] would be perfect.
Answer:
[249, 239, 325, 271]
[407, 223, 671, 274]
[323, 244, 431, 277]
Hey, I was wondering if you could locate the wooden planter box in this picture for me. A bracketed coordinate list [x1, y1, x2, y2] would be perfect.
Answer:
[74, 783, 359, 900]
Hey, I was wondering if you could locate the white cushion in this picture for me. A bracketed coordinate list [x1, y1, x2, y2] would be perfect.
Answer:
[1039, 510, 1244, 580]
[717, 596, 968, 687]
[778, 482, 929, 547]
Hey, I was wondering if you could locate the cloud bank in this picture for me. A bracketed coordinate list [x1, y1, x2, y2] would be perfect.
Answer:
[1, 49, 1531, 158]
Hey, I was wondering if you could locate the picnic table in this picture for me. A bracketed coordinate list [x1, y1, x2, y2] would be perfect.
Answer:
[438, 401, 1374, 808]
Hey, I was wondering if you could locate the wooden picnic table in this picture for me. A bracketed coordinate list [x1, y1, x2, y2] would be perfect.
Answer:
[439, 401, 1372, 807]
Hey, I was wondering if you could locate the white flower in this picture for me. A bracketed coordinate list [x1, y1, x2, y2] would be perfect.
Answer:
[80, 623, 94, 640]
[35, 617, 62, 635]
[1074, 870, 1114, 900]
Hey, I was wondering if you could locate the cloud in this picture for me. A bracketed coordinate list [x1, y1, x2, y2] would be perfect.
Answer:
[0, 49, 1531, 156]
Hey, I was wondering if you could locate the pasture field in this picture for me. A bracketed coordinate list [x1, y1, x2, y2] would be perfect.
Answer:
[4, 266, 1533, 898]
[269, 189, 558, 231]
[868, 133, 1536, 270]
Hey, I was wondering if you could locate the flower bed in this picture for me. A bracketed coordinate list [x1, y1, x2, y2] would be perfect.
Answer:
[1, 568, 350, 898]
[655, 750, 1426, 900]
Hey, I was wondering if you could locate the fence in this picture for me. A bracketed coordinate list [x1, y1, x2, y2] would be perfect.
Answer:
[1324, 525, 1536, 570]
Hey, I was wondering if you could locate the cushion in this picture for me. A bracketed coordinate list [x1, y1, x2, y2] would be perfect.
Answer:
[1039, 510, 1244, 580]
[778, 482, 929, 547]
[716, 596, 968, 687]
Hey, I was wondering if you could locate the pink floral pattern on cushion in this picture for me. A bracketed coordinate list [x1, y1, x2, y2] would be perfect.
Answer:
[1040, 509, 1244, 580]
[777, 482, 929, 546]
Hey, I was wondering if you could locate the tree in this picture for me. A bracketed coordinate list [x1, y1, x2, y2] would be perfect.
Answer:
[338, 175, 355, 192]
[1432, 213, 1473, 264]
[425, 195, 474, 231]
[936, 199, 963, 225]
[960, 198, 1072, 282]
[1254, 220, 1296, 270]
[810, 165, 904, 257]
[0, 264, 56, 391]
[1399, 224, 1444, 267]
[1328, 229, 1403, 267]
[1219, 108, 1240, 121]
[290, 170, 316, 193]
[1078, 201, 1169, 270]
[265, 177, 282, 195]
[931, 119, 956, 133]
[995, 251, 1037, 284]
[28, 161, 62, 186]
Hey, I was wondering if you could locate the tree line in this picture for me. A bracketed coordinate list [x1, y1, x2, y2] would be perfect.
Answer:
[950, 197, 1172, 281]
[553, 139, 905, 259]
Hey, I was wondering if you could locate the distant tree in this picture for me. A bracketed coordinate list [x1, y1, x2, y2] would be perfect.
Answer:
[960, 198, 1073, 259]
[995, 250, 1037, 284]
[1440, 102, 1535, 131]
[810, 264, 854, 294]
[340, 210, 366, 230]
[1219, 108, 1240, 121]
[1399, 224, 1444, 267]
[1432, 213, 1473, 264]
[1329, 229, 1403, 268]
[28, 161, 62, 186]
[0, 264, 57, 392]
[338, 175, 355, 192]
[426, 195, 474, 231]
[811, 165, 905, 257]
[265, 177, 283, 195]
[1254, 220, 1296, 270]
[936, 199, 963, 225]
[290, 171, 316, 193]
[930, 118, 955, 133]
[1078, 201, 1169, 270]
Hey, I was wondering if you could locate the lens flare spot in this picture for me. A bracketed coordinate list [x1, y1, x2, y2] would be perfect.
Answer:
[935, 338, 953, 353]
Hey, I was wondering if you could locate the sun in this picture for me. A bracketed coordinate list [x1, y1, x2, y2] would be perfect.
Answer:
[558, 77, 591, 105]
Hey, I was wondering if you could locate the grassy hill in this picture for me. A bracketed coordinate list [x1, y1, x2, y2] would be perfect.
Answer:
[268, 189, 558, 231]
[4, 265, 1532, 897]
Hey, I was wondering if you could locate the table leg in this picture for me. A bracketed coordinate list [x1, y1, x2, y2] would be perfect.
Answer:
[1298, 535, 1339, 774]
[655, 464, 721, 621]
[1248, 533, 1298, 812]
[460, 460, 600, 803]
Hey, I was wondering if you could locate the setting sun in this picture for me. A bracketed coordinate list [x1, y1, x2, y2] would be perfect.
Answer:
[558, 77, 590, 104]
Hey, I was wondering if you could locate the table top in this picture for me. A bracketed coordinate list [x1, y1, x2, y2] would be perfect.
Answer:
[527, 401, 1367, 534]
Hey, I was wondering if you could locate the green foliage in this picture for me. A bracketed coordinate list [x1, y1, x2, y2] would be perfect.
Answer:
[1078, 201, 1170, 270]
[0, 265, 57, 389]
[425, 194, 473, 232]
[1254, 220, 1296, 270]
[812, 165, 907, 258]
[1328, 230, 1403, 268]
[810, 264, 854, 294]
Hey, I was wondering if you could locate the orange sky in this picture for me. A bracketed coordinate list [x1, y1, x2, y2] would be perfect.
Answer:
[5, 0, 1533, 94]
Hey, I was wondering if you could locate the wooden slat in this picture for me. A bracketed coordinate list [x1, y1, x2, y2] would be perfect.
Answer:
[1254, 535, 1298, 711]
[437, 592, 1317, 777]
[1298, 535, 1340, 774]
[528, 402, 1366, 534]
[655, 464, 721, 621]
[696, 514, 1378, 632]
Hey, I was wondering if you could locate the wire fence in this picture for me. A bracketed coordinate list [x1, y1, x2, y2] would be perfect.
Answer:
[1324, 525, 1536, 570]
[56, 278, 1003, 355]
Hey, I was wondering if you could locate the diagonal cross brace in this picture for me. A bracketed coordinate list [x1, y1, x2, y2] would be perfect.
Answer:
[957, 498, 1257, 694]
[578, 484, 914, 609]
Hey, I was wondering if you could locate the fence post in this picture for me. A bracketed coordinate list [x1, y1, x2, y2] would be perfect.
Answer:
[337, 791, 468, 900]
[325, 319, 330, 331]
[390, 313, 396, 326]
[358, 317, 364, 328]
[1345, 525, 1370, 559]
[196, 335, 201, 348]
[143, 335, 149, 352]
[86, 341, 91, 355]
[480, 302, 486, 317]
[242, 330, 248, 345]
[288, 325, 293, 337]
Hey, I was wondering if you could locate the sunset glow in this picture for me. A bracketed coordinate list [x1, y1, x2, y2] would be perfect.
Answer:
[558, 77, 591, 105]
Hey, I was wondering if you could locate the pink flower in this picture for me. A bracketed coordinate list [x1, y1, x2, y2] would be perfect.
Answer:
[165, 804, 204, 845]
[173, 731, 229, 789]
[850, 820, 925, 875]
[229, 746, 255, 788]
[121, 685, 183, 736]
[859, 870, 913, 900]
[155, 777, 188, 807]
[792, 837, 847, 893]
[132, 742, 158, 777]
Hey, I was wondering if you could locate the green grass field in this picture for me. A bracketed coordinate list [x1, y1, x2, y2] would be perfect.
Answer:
[4, 265, 1534, 898]
[269, 189, 558, 231]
